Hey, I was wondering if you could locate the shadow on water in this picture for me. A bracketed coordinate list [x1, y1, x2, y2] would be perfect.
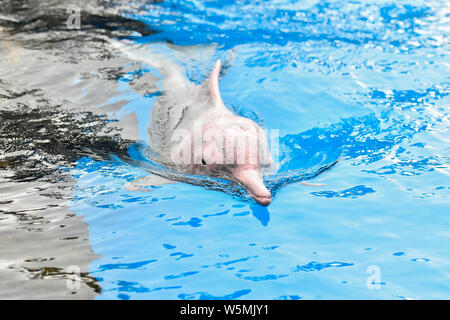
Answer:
[250, 205, 270, 226]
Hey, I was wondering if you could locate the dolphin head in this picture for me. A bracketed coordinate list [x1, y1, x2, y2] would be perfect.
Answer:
[200, 115, 274, 206]
[193, 59, 274, 206]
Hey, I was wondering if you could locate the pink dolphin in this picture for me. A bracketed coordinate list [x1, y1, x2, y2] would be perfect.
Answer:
[115, 42, 275, 205]
[189, 60, 273, 205]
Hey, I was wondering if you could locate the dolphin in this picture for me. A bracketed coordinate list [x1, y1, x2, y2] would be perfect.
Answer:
[114, 42, 274, 205]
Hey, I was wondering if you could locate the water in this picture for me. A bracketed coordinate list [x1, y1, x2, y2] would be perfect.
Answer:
[0, 0, 449, 299]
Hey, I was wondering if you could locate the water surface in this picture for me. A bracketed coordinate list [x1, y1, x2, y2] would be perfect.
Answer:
[0, 0, 449, 299]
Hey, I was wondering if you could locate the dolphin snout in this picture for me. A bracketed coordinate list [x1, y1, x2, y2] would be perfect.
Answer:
[232, 167, 272, 206]
[253, 194, 272, 206]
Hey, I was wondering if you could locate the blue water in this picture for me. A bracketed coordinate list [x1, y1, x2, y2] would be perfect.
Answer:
[70, 0, 449, 299]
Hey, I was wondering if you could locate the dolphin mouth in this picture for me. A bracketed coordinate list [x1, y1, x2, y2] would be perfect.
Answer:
[251, 194, 272, 206]
[229, 168, 272, 206]
[236, 182, 272, 206]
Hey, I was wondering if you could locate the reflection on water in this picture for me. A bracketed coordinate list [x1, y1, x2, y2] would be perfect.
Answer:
[1, 0, 450, 299]
[0, 180, 100, 299]
[0, 79, 133, 298]
[0, 97, 104, 297]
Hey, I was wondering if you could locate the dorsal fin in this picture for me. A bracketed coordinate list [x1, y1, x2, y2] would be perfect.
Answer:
[208, 60, 223, 103]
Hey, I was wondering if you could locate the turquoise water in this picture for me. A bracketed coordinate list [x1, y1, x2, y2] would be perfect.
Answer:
[70, 0, 449, 299]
